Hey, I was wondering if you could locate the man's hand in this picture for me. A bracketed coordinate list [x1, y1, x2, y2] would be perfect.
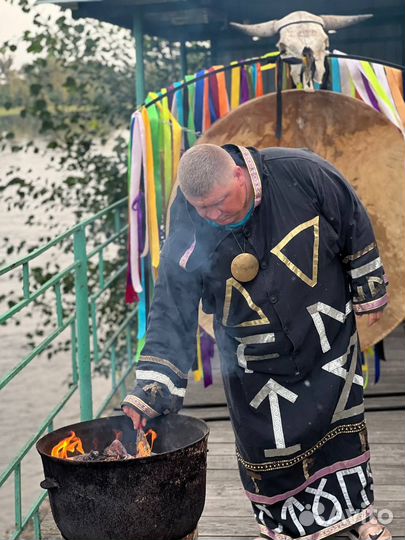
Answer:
[367, 310, 384, 327]
[122, 405, 147, 429]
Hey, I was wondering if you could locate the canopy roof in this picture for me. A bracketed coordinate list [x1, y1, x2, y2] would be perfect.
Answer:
[34, 1, 386, 41]
[36, 0, 246, 40]
[36, 1, 404, 72]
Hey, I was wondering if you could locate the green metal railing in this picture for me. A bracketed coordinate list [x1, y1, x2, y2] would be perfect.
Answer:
[0, 196, 137, 539]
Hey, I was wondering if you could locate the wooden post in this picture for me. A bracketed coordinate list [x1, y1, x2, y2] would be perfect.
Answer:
[180, 40, 188, 78]
[133, 11, 145, 106]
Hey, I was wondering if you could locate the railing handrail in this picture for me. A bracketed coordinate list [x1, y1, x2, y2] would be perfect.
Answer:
[0, 196, 128, 276]
[1, 194, 135, 540]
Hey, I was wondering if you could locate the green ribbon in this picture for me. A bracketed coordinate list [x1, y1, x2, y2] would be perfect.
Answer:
[147, 103, 163, 226]
[185, 75, 197, 146]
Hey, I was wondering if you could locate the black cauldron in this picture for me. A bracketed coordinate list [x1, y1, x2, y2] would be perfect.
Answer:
[36, 413, 209, 540]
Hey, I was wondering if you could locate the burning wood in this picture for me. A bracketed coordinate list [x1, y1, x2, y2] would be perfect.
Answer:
[51, 428, 157, 462]
[103, 437, 130, 459]
[136, 428, 152, 458]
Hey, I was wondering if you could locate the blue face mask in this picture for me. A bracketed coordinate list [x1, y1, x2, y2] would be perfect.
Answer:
[206, 202, 255, 231]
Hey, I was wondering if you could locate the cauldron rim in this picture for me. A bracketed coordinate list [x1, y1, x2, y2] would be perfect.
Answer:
[36, 413, 209, 466]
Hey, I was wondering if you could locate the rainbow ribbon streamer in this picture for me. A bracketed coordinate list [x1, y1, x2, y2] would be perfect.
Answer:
[127, 52, 404, 383]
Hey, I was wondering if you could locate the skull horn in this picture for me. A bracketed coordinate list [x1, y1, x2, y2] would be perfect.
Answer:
[321, 14, 373, 31]
[230, 20, 278, 38]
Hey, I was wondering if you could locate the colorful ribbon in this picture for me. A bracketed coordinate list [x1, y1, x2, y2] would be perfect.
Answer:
[127, 51, 404, 388]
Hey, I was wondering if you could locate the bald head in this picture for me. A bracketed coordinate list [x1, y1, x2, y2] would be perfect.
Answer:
[178, 144, 236, 200]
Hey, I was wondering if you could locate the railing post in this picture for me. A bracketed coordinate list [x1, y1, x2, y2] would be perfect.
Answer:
[73, 226, 93, 421]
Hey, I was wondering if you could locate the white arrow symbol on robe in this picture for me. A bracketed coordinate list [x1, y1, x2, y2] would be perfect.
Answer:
[322, 357, 363, 386]
[250, 379, 298, 448]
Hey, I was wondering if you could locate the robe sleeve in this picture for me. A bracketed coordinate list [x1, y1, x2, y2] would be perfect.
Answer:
[299, 154, 388, 315]
[121, 240, 202, 420]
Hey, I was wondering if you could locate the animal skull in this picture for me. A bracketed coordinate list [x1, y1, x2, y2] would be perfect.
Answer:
[231, 11, 373, 89]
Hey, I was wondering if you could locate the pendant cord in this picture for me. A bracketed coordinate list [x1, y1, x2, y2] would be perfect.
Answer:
[231, 230, 246, 253]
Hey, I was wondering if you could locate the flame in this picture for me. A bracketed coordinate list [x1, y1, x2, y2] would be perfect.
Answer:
[51, 431, 85, 459]
[136, 429, 158, 458]
[145, 429, 157, 452]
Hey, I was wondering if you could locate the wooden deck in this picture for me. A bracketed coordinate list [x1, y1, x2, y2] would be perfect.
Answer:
[42, 326, 405, 539]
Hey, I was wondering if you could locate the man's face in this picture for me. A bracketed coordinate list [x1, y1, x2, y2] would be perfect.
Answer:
[186, 167, 250, 226]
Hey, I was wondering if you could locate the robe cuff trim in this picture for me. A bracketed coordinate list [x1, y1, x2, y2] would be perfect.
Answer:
[136, 370, 186, 397]
[353, 294, 388, 314]
[139, 355, 188, 379]
[122, 395, 159, 418]
[342, 242, 376, 263]
[348, 257, 382, 278]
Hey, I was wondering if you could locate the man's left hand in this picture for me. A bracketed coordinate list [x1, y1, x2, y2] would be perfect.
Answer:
[367, 311, 384, 326]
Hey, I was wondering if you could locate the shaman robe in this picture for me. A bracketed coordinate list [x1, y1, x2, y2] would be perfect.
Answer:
[123, 146, 388, 540]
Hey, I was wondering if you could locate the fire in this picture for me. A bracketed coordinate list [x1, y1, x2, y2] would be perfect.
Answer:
[51, 431, 85, 459]
[136, 429, 158, 458]
[146, 429, 158, 452]
[50, 428, 158, 461]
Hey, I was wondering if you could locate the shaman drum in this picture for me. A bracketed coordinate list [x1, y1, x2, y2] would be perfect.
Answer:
[197, 90, 405, 350]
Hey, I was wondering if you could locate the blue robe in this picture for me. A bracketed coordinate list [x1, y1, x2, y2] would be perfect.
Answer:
[123, 146, 388, 539]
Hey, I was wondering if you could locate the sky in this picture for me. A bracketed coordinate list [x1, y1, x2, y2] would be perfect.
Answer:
[0, 0, 63, 68]
[0, 0, 135, 71]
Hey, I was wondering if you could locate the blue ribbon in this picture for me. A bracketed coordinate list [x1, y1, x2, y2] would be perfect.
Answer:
[194, 70, 205, 133]
[251, 64, 257, 96]
[331, 58, 342, 93]
[137, 257, 147, 341]
[174, 81, 184, 128]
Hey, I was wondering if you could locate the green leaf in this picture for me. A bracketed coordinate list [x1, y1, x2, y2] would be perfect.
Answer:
[27, 41, 44, 54]
[30, 83, 42, 96]
[34, 98, 47, 110]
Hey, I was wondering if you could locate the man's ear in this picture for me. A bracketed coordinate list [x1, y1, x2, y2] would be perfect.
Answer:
[234, 166, 245, 185]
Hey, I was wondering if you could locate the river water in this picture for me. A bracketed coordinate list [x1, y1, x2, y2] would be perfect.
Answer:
[0, 146, 113, 538]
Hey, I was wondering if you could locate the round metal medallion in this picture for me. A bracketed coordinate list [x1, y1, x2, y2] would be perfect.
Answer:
[231, 253, 260, 282]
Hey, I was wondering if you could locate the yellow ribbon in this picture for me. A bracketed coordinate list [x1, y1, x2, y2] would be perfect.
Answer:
[261, 63, 276, 72]
[194, 326, 203, 382]
[159, 89, 173, 207]
[231, 61, 241, 110]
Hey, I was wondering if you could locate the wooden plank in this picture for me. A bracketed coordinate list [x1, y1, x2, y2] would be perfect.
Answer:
[182, 407, 229, 420]
[365, 396, 405, 408]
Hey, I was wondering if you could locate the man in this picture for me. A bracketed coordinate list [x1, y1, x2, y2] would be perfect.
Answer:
[122, 144, 390, 540]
